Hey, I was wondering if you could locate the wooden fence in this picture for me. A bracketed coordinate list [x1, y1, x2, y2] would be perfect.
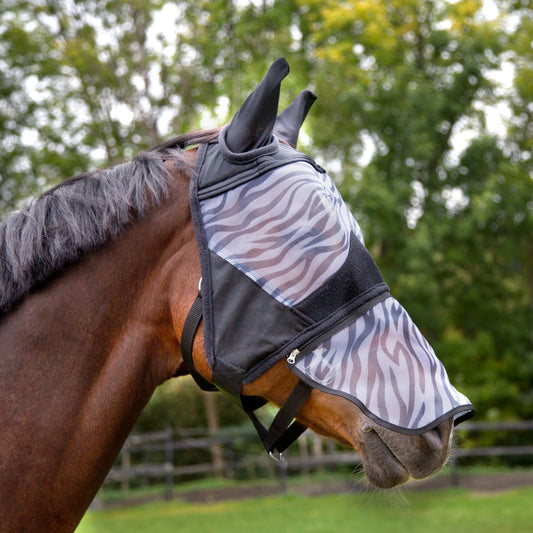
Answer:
[100, 420, 533, 500]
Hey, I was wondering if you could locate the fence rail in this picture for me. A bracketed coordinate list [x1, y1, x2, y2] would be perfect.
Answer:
[100, 420, 533, 499]
[452, 420, 533, 459]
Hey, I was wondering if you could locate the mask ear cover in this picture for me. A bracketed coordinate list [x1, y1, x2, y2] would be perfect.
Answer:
[225, 58, 289, 153]
[274, 89, 317, 148]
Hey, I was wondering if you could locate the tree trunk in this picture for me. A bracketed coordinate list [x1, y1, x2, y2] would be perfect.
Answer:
[204, 391, 225, 478]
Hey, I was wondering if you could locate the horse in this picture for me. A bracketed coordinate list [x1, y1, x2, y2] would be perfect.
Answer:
[0, 59, 472, 532]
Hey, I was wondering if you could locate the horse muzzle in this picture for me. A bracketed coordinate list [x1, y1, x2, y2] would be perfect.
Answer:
[356, 416, 454, 489]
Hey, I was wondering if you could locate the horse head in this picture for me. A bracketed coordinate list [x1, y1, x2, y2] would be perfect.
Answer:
[181, 58, 474, 488]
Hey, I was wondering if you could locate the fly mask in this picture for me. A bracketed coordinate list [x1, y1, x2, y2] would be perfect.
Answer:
[182, 58, 474, 457]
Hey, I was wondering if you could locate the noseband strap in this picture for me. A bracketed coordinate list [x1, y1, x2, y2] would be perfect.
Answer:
[181, 294, 311, 456]
[181, 292, 217, 392]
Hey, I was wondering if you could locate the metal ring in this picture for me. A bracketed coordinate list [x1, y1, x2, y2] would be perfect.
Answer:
[268, 451, 285, 463]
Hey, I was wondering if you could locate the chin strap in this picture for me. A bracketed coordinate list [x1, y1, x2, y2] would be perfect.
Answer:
[181, 285, 311, 458]
[241, 380, 311, 459]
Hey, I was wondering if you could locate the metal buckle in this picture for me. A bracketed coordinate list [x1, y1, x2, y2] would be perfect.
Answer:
[268, 451, 285, 463]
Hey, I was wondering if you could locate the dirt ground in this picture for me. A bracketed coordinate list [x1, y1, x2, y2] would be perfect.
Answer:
[93, 470, 533, 509]
[177, 470, 533, 503]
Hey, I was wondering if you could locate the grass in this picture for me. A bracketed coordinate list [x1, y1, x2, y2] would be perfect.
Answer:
[77, 486, 533, 533]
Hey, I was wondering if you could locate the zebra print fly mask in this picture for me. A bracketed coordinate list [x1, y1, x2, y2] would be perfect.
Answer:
[189, 128, 473, 436]
[185, 59, 473, 452]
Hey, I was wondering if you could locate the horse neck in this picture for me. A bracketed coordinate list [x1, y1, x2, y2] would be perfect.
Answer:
[0, 160, 199, 532]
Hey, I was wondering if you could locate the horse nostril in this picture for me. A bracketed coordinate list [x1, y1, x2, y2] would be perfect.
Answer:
[425, 419, 454, 450]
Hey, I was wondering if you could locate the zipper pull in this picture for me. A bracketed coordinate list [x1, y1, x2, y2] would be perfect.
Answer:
[287, 348, 300, 364]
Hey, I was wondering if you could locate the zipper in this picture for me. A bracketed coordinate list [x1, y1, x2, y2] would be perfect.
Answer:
[285, 291, 390, 368]
[286, 349, 300, 364]
[285, 307, 371, 366]
[286, 320, 343, 366]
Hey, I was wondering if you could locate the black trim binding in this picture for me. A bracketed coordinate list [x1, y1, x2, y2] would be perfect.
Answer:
[289, 364, 475, 436]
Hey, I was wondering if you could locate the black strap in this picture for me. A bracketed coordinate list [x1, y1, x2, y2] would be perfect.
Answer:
[181, 293, 217, 392]
[242, 379, 311, 455]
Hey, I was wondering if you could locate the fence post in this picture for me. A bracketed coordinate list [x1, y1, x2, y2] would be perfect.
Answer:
[449, 432, 460, 487]
[164, 427, 174, 500]
[311, 433, 324, 475]
[299, 435, 310, 478]
[204, 392, 226, 478]
[278, 457, 288, 493]
[326, 439, 336, 473]
[121, 441, 131, 493]
[449, 455, 460, 487]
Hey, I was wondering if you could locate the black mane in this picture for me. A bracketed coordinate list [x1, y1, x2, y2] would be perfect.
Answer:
[0, 129, 219, 314]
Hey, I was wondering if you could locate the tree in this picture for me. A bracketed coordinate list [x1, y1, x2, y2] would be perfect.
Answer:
[2, 0, 178, 213]
[297, 0, 533, 420]
[298, 0, 504, 257]
[0, 0, 308, 215]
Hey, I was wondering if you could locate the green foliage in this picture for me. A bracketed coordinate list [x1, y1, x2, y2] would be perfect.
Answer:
[134, 378, 247, 432]
[1, 0, 531, 428]
[295, 0, 532, 423]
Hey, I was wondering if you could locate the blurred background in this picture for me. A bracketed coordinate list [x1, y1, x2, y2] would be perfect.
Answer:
[1, 0, 532, 525]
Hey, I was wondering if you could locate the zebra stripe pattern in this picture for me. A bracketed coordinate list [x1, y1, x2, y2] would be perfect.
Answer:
[201, 161, 364, 307]
[293, 297, 472, 431]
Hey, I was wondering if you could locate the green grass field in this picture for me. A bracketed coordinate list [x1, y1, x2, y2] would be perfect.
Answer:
[77, 486, 533, 533]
